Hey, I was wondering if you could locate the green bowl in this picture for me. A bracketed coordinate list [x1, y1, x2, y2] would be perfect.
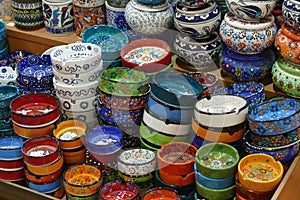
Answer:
[195, 142, 239, 179]
[196, 181, 236, 200]
[140, 137, 160, 152]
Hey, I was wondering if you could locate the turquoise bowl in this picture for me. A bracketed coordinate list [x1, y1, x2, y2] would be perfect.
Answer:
[0, 85, 19, 110]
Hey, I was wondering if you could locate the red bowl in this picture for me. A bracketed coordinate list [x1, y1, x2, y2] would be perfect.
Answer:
[25, 166, 62, 184]
[22, 136, 61, 166]
[120, 38, 171, 73]
[0, 168, 25, 181]
[0, 158, 24, 171]
[10, 93, 60, 127]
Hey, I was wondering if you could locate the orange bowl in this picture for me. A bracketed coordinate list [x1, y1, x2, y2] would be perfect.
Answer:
[159, 169, 195, 187]
[13, 121, 56, 139]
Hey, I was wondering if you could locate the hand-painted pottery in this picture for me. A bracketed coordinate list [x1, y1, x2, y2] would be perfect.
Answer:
[42, 0, 75, 35]
[107, 0, 130, 8]
[15, 81, 55, 95]
[0, 137, 23, 160]
[98, 67, 149, 96]
[196, 181, 236, 200]
[117, 148, 156, 177]
[125, 0, 174, 36]
[282, 0, 300, 31]
[82, 25, 129, 61]
[16, 54, 53, 88]
[0, 66, 18, 85]
[174, 32, 222, 69]
[28, 176, 62, 193]
[58, 95, 97, 112]
[140, 137, 160, 151]
[195, 142, 240, 179]
[50, 42, 102, 74]
[0, 158, 23, 171]
[12, 120, 57, 138]
[220, 46, 276, 82]
[0, 85, 19, 109]
[25, 166, 62, 184]
[272, 58, 300, 98]
[247, 98, 300, 135]
[99, 87, 150, 110]
[151, 71, 203, 107]
[225, 0, 276, 21]
[159, 168, 195, 186]
[105, 1, 128, 31]
[275, 24, 300, 65]
[219, 12, 277, 54]
[100, 180, 139, 200]
[0, 50, 32, 69]
[0, 0, 13, 20]
[0, 168, 25, 181]
[238, 153, 283, 192]
[142, 187, 180, 200]
[10, 93, 60, 127]
[63, 164, 103, 197]
[60, 108, 97, 124]
[73, 0, 104, 7]
[157, 142, 197, 176]
[174, 1, 221, 38]
[194, 94, 248, 128]
[120, 38, 172, 73]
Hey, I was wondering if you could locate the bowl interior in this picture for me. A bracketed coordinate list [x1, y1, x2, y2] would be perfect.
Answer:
[64, 165, 101, 186]
[22, 137, 59, 157]
[86, 126, 122, 146]
[230, 82, 264, 99]
[100, 67, 148, 83]
[53, 120, 86, 141]
[100, 181, 139, 199]
[118, 148, 155, 165]
[0, 137, 23, 150]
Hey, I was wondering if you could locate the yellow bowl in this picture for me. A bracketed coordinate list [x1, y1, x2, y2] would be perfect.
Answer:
[238, 154, 284, 192]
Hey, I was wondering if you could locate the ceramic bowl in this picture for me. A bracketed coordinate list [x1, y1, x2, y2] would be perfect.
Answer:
[220, 12, 277, 54]
[247, 98, 300, 135]
[100, 180, 139, 200]
[220, 46, 276, 82]
[282, 0, 300, 31]
[151, 71, 203, 107]
[62, 146, 87, 165]
[15, 82, 55, 96]
[0, 137, 23, 161]
[226, 0, 276, 21]
[58, 95, 97, 112]
[82, 25, 129, 61]
[0, 168, 24, 181]
[0, 158, 23, 171]
[195, 142, 240, 179]
[25, 166, 62, 184]
[159, 168, 195, 187]
[10, 93, 60, 127]
[272, 57, 300, 98]
[22, 136, 60, 166]
[27, 176, 62, 193]
[50, 42, 102, 74]
[0, 66, 17, 85]
[187, 72, 219, 96]
[0, 50, 32, 69]
[174, 1, 221, 38]
[194, 95, 249, 128]
[0, 85, 19, 110]
[0, 128, 17, 137]
[142, 187, 181, 200]
[60, 108, 98, 124]
[157, 142, 197, 176]
[140, 137, 160, 152]
[16, 54, 53, 88]
[120, 38, 172, 73]
[118, 170, 154, 184]
[117, 148, 156, 177]
[98, 67, 149, 96]
[275, 24, 300, 65]
[238, 153, 283, 192]
[196, 181, 236, 200]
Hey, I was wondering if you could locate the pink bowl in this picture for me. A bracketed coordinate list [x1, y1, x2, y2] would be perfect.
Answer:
[10, 93, 60, 127]
[0, 158, 24, 171]
[0, 168, 25, 181]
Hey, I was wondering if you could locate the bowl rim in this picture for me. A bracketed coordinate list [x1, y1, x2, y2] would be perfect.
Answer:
[0, 136, 23, 151]
[53, 119, 87, 143]
[117, 148, 156, 166]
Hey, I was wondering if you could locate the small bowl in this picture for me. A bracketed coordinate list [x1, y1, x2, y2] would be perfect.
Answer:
[63, 164, 103, 197]
[10, 93, 60, 127]
[25, 166, 63, 184]
[238, 154, 284, 192]
[0, 85, 19, 110]
[196, 181, 236, 200]
[0, 137, 23, 161]
[53, 119, 87, 150]
[0, 168, 24, 181]
[247, 98, 300, 135]
[0, 158, 23, 171]
[117, 148, 156, 177]
[82, 25, 130, 61]
[22, 136, 61, 166]
[100, 180, 139, 200]
[195, 142, 240, 179]
[98, 67, 149, 96]
[159, 168, 195, 187]
[157, 142, 197, 176]
[27, 176, 62, 193]
[120, 38, 172, 73]
[142, 187, 180, 200]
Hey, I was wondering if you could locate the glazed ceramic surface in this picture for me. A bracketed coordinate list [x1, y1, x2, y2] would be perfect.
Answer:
[107, 0, 130, 8]
[0, 137, 23, 160]
[0, 168, 25, 181]
[125, 0, 174, 36]
[0, 85, 19, 109]
[247, 98, 300, 135]
[25, 166, 62, 184]
[73, 0, 104, 7]
[100, 181, 139, 200]
[0, 50, 32, 70]
[188, 72, 218, 96]
[58, 95, 97, 112]
[105, 1, 130, 31]
[174, 1, 221, 38]
[143, 187, 180, 200]
[196, 181, 236, 200]
[60, 108, 97, 124]
[282, 0, 300, 31]
[0, 0, 13, 20]
[28, 177, 62, 193]
[225, 0, 276, 21]
[219, 12, 277, 54]
[159, 169, 195, 187]
[220, 46, 275, 82]
[0, 158, 23, 171]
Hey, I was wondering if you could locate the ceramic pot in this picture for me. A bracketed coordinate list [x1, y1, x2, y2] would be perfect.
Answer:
[282, 0, 300, 31]
[174, 1, 221, 38]
[125, 0, 174, 36]
[0, 66, 17, 85]
[159, 169, 195, 187]
[60, 108, 97, 124]
[220, 46, 276, 82]
[219, 12, 277, 54]
[62, 146, 86, 164]
[272, 57, 300, 98]
[188, 72, 219, 96]
[105, 0, 130, 31]
[275, 24, 300, 65]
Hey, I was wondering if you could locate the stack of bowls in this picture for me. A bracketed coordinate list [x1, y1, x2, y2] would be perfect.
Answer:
[236, 154, 284, 199]
[117, 148, 157, 195]
[195, 142, 239, 200]
[97, 67, 150, 146]
[50, 42, 103, 126]
[245, 98, 300, 166]
[22, 136, 64, 195]
[0, 20, 8, 59]
[0, 137, 24, 182]
[0, 85, 19, 137]
[16, 54, 54, 95]
[10, 93, 61, 139]
[53, 119, 87, 165]
[141, 71, 202, 150]
[156, 142, 197, 198]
